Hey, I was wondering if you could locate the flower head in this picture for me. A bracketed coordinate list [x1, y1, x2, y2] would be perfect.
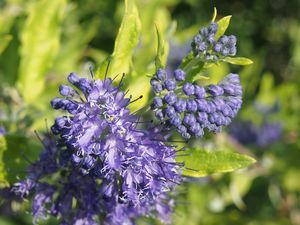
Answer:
[191, 23, 237, 61]
[14, 72, 181, 225]
[151, 69, 243, 139]
[192, 23, 218, 55]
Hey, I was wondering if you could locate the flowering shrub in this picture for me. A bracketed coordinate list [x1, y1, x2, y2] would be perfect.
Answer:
[0, 2, 256, 225]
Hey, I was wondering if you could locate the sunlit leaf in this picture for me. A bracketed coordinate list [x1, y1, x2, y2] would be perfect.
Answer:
[53, 15, 100, 74]
[0, 136, 8, 187]
[222, 57, 253, 65]
[17, 0, 66, 104]
[215, 15, 232, 40]
[177, 149, 256, 177]
[155, 24, 167, 69]
[131, 1, 171, 76]
[127, 74, 151, 112]
[95, 0, 141, 79]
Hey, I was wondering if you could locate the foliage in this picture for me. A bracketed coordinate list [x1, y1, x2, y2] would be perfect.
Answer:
[17, 0, 66, 104]
[177, 149, 255, 177]
[0, 136, 8, 188]
[95, 0, 141, 79]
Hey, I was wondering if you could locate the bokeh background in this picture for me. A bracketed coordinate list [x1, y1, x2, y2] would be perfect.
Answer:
[0, 0, 300, 224]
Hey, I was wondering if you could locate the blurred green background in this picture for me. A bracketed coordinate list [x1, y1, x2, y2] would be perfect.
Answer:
[0, 0, 300, 224]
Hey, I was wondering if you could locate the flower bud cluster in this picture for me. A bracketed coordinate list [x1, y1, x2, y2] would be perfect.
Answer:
[191, 23, 218, 54]
[191, 23, 237, 60]
[214, 35, 237, 56]
[151, 69, 242, 139]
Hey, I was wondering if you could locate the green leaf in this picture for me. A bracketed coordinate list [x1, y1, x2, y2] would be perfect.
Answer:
[256, 72, 276, 106]
[95, 0, 141, 79]
[0, 35, 12, 54]
[215, 15, 232, 40]
[179, 51, 194, 69]
[0, 136, 8, 187]
[211, 7, 217, 22]
[177, 149, 256, 177]
[52, 16, 100, 74]
[126, 74, 151, 112]
[222, 57, 253, 65]
[155, 24, 167, 69]
[17, 0, 66, 104]
[180, 55, 204, 82]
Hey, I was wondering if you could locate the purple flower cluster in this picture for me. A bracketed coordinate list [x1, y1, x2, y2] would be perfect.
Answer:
[228, 121, 257, 145]
[13, 73, 181, 225]
[151, 70, 243, 139]
[214, 35, 237, 56]
[257, 123, 282, 147]
[0, 126, 6, 136]
[12, 135, 61, 222]
[229, 121, 282, 148]
[191, 23, 237, 60]
[192, 23, 218, 54]
[13, 157, 103, 225]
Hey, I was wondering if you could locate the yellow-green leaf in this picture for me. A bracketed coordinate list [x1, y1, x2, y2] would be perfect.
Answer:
[127, 75, 151, 112]
[222, 57, 253, 65]
[215, 15, 232, 40]
[17, 0, 66, 104]
[177, 149, 256, 177]
[95, 0, 141, 79]
[0, 136, 8, 188]
[179, 51, 193, 69]
[155, 24, 167, 69]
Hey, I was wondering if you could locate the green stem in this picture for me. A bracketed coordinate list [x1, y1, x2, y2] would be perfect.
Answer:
[182, 57, 205, 82]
